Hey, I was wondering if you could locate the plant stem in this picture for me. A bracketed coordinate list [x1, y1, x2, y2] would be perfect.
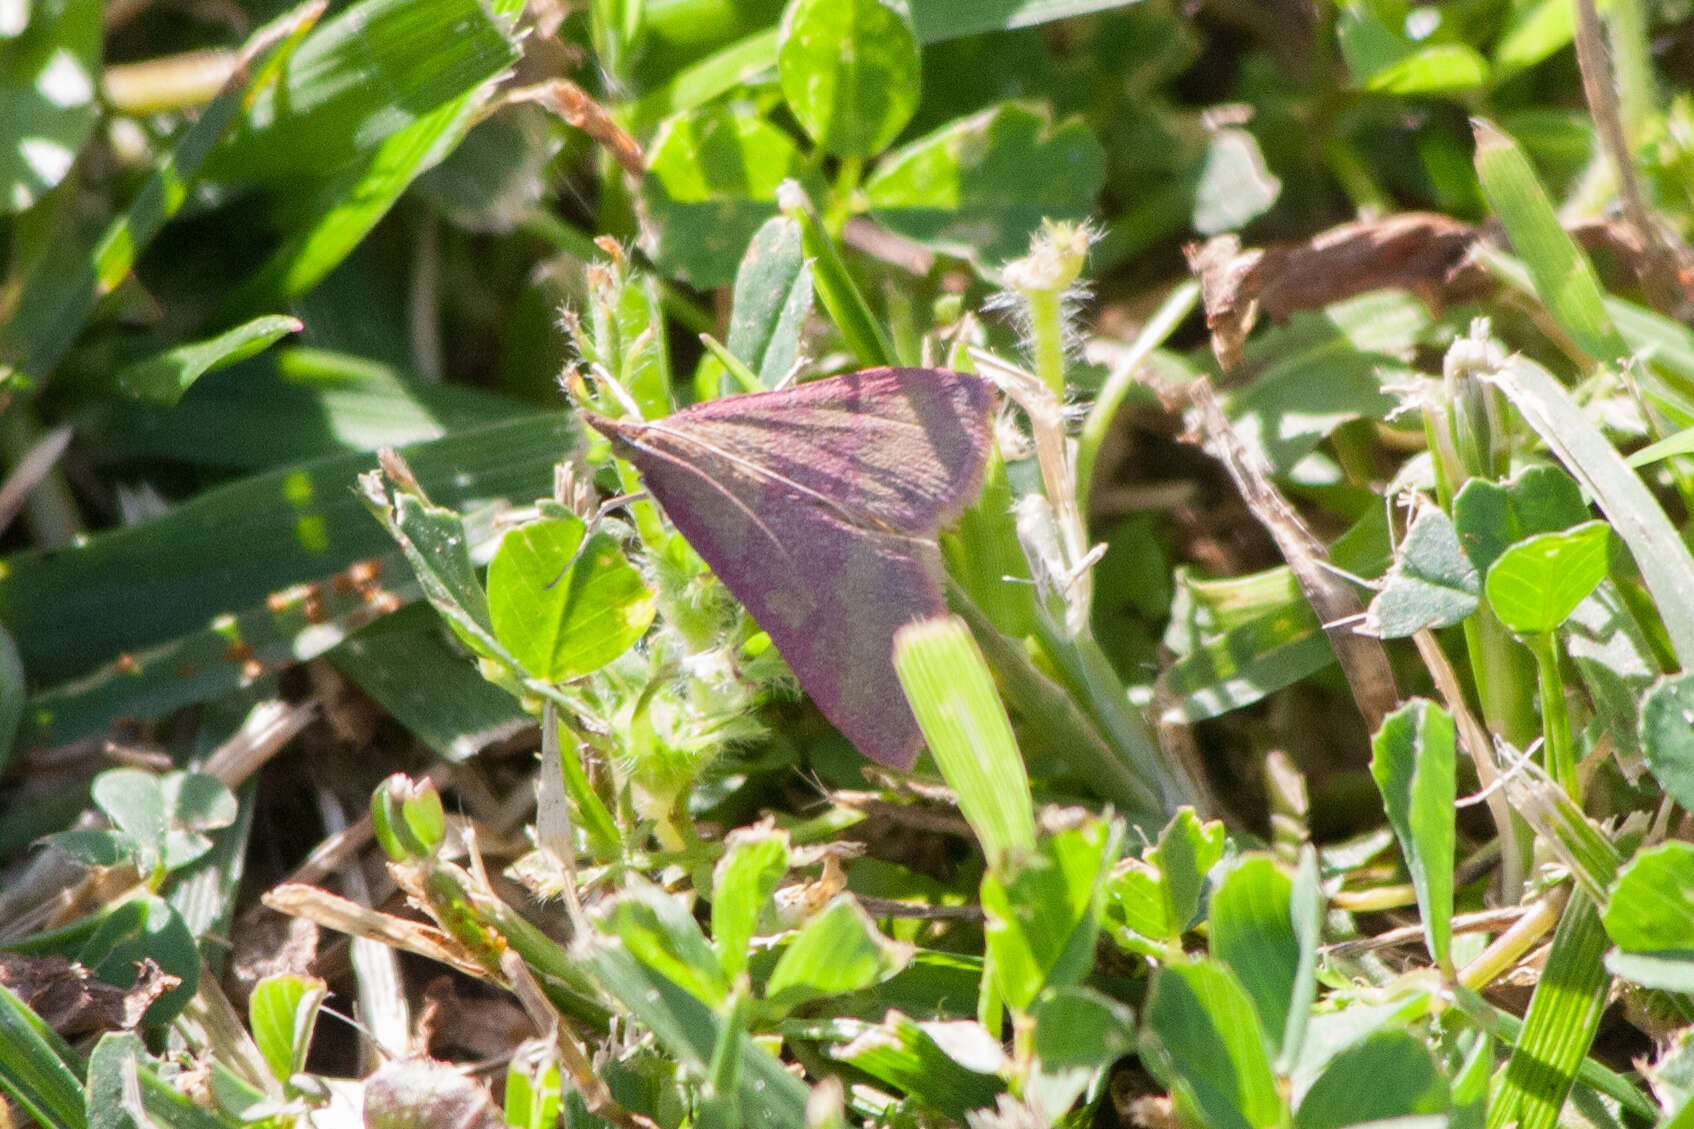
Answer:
[1531, 631, 1577, 796]
[1025, 287, 1067, 399]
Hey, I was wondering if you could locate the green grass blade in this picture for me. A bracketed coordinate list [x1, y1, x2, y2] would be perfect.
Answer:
[1486, 897, 1612, 1129]
[0, 983, 87, 1129]
[1487, 354, 1694, 666]
[1158, 605, 1334, 722]
[1472, 119, 1628, 364]
[205, 0, 517, 180]
[893, 616, 1036, 868]
[909, 0, 1142, 40]
[0, 3, 320, 386]
[329, 603, 534, 762]
[0, 413, 572, 687]
[112, 316, 302, 406]
[86, 348, 532, 469]
[221, 94, 487, 312]
[946, 584, 1166, 820]
[786, 193, 896, 367]
[1077, 280, 1198, 515]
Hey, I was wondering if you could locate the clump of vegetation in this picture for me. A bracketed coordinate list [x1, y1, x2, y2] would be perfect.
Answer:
[5, 0, 1694, 1126]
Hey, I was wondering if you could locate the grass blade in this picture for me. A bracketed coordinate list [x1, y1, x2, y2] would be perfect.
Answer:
[893, 616, 1036, 868]
[1487, 354, 1694, 665]
[0, 3, 321, 386]
[0, 983, 86, 1129]
[1472, 119, 1627, 364]
[1486, 897, 1612, 1129]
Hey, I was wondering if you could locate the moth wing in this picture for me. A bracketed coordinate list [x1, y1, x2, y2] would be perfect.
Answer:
[667, 368, 995, 533]
[620, 434, 943, 768]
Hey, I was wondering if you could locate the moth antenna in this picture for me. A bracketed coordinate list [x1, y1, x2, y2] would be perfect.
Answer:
[545, 491, 651, 588]
[583, 365, 643, 419]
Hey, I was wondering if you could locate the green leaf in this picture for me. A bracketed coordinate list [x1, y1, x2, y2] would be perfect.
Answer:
[1603, 842, 1694, 959]
[1473, 119, 1628, 364]
[0, 0, 99, 214]
[1487, 355, 1694, 666]
[365, 481, 507, 669]
[600, 878, 729, 1009]
[78, 895, 199, 1027]
[727, 216, 813, 389]
[893, 616, 1036, 868]
[1142, 957, 1286, 1129]
[1452, 466, 1590, 577]
[163, 772, 238, 832]
[642, 103, 817, 287]
[1159, 603, 1335, 722]
[1494, 0, 1574, 74]
[84, 1033, 145, 1129]
[206, 0, 517, 180]
[1369, 699, 1456, 968]
[1362, 507, 1479, 639]
[1642, 674, 1694, 817]
[113, 316, 302, 407]
[778, 0, 920, 157]
[765, 896, 911, 1013]
[1209, 855, 1301, 1062]
[248, 975, 327, 1084]
[712, 826, 790, 980]
[816, 1013, 1004, 1120]
[865, 101, 1106, 267]
[91, 769, 168, 865]
[46, 829, 128, 868]
[1484, 521, 1612, 636]
[1146, 807, 1226, 935]
[1030, 986, 1137, 1115]
[1294, 1030, 1450, 1129]
[1224, 293, 1418, 475]
[488, 518, 657, 682]
[0, 983, 87, 1129]
[1103, 859, 1173, 956]
[1366, 44, 1489, 94]
[1565, 577, 1660, 763]
[1191, 127, 1280, 236]
[980, 815, 1122, 1014]
[574, 934, 809, 1129]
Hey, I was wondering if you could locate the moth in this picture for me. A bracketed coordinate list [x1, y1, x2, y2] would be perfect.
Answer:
[583, 367, 996, 768]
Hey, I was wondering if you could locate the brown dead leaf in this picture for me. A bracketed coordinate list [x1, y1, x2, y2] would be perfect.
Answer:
[1186, 212, 1694, 372]
[0, 952, 178, 1037]
[1186, 213, 1489, 371]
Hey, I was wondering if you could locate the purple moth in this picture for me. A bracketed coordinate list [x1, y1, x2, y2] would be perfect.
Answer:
[583, 367, 996, 768]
